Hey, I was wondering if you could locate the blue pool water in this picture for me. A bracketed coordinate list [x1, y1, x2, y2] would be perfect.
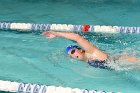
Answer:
[0, 0, 140, 93]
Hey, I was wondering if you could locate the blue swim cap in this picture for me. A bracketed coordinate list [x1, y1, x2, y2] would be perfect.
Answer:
[66, 45, 80, 54]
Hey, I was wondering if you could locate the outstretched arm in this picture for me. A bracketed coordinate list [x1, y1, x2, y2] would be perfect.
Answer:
[43, 31, 99, 53]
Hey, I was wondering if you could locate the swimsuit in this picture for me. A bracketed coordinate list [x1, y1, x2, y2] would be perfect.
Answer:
[88, 60, 109, 69]
[87, 56, 114, 70]
[86, 52, 116, 69]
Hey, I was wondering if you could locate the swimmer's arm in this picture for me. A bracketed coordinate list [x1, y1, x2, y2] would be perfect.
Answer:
[43, 31, 98, 53]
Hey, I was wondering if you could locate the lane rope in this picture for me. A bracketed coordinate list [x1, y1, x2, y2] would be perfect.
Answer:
[0, 80, 117, 93]
[0, 22, 139, 34]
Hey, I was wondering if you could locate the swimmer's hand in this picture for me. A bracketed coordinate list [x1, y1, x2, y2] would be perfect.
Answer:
[42, 31, 57, 39]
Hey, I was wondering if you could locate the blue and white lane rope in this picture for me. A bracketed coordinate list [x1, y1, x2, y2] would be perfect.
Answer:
[0, 80, 119, 93]
[0, 22, 140, 34]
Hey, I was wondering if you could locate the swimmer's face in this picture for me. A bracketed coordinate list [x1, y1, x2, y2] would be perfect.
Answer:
[68, 48, 85, 60]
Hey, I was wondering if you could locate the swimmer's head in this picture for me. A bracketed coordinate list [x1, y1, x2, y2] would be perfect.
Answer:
[66, 45, 85, 60]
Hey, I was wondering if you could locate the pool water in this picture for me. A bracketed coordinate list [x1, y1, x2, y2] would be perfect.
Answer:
[0, 0, 140, 93]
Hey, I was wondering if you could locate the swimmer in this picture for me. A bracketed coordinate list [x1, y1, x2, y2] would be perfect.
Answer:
[43, 31, 140, 69]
